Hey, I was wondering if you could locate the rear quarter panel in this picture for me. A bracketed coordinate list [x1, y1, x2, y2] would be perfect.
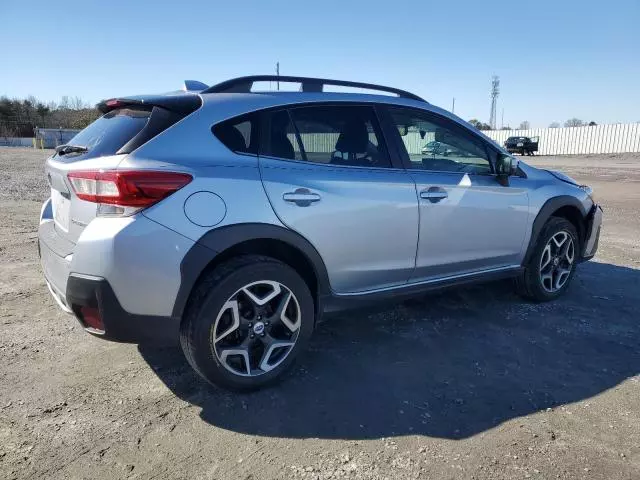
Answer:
[121, 101, 284, 242]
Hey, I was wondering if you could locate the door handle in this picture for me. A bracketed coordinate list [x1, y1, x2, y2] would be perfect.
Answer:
[283, 188, 321, 206]
[420, 188, 448, 203]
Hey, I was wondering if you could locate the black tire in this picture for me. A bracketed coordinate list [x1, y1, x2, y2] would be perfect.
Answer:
[179, 255, 315, 391]
[516, 217, 579, 302]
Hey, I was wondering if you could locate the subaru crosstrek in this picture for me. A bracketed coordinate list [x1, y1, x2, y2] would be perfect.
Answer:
[39, 75, 602, 391]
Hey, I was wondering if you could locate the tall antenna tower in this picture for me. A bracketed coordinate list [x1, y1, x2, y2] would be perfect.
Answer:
[489, 75, 500, 130]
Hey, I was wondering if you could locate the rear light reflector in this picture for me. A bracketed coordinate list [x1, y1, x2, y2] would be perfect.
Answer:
[79, 306, 104, 332]
[68, 170, 192, 208]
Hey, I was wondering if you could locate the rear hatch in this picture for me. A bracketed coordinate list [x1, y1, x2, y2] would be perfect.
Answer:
[45, 95, 201, 245]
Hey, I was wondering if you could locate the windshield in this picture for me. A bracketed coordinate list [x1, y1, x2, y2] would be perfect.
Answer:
[59, 108, 151, 160]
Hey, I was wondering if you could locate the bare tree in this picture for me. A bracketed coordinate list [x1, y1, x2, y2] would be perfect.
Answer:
[564, 118, 584, 127]
[518, 121, 530, 130]
[71, 96, 86, 110]
[468, 119, 492, 130]
[549, 122, 560, 128]
[59, 96, 71, 110]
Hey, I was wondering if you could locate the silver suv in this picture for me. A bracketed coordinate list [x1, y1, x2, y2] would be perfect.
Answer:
[39, 75, 602, 391]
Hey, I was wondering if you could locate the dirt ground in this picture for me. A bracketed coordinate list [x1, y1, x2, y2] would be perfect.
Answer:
[1, 148, 639, 480]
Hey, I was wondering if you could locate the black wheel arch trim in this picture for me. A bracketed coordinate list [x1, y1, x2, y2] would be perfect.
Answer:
[523, 195, 589, 265]
[172, 223, 331, 319]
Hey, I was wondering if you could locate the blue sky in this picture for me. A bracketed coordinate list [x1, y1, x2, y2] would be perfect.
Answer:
[2, 0, 638, 128]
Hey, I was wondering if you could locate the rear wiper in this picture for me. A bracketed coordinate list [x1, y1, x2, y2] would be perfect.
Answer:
[55, 144, 89, 155]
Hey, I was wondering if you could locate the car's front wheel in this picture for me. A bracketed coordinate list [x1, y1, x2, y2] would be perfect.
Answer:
[516, 217, 579, 301]
[180, 255, 315, 391]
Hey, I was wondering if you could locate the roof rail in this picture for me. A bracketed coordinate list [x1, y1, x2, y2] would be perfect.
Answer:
[201, 75, 426, 102]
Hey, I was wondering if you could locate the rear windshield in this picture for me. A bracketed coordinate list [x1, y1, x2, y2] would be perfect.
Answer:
[58, 108, 151, 159]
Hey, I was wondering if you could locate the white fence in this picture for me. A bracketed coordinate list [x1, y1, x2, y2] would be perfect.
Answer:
[483, 123, 640, 156]
[290, 123, 640, 157]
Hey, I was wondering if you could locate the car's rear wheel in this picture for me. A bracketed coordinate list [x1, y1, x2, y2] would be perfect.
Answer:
[516, 217, 579, 301]
[180, 255, 315, 391]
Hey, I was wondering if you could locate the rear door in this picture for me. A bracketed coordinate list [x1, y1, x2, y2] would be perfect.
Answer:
[383, 106, 529, 282]
[258, 104, 419, 294]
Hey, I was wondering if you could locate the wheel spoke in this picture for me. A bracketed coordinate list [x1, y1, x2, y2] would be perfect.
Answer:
[258, 334, 295, 372]
[272, 290, 301, 332]
[219, 346, 251, 376]
[554, 267, 571, 290]
[540, 271, 553, 291]
[552, 232, 567, 249]
[213, 300, 241, 344]
[242, 281, 281, 306]
[540, 244, 552, 270]
[563, 239, 575, 263]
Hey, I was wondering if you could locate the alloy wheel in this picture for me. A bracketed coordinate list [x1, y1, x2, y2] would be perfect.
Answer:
[211, 280, 301, 377]
[539, 231, 575, 293]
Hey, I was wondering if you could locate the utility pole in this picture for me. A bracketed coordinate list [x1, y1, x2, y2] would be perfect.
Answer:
[501, 108, 504, 129]
[451, 97, 455, 114]
[489, 75, 500, 130]
[276, 62, 280, 91]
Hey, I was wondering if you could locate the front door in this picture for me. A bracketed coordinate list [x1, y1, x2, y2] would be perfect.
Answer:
[384, 106, 529, 282]
[258, 104, 419, 293]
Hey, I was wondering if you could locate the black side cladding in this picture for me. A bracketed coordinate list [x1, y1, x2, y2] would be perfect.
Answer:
[523, 196, 589, 265]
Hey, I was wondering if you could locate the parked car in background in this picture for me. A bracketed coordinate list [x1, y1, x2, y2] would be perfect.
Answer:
[505, 136, 539, 155]
[38, 75, 601, 391]
[422, 140, 457, 156]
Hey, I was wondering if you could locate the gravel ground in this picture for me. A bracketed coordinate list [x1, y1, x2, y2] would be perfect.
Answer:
[1, 147, 639, 480]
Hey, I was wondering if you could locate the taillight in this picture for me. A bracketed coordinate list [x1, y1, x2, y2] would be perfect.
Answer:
[67, 170, 192, 208]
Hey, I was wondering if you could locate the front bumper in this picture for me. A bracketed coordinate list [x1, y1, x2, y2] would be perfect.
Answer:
[582, 204, 602, 260]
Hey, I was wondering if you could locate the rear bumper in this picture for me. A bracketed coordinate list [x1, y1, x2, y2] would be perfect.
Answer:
[39, 221, 72, 310]
[38, 201, 194, 344]
[66, 274, 179, 343]
[39, 236, 180, 343]
[582, 204, 602, 261]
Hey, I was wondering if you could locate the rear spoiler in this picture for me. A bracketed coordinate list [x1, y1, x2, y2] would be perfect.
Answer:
[97, 94, 202, 115]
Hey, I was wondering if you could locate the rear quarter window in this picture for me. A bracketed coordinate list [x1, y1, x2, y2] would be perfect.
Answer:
[212, 114, 260, 155]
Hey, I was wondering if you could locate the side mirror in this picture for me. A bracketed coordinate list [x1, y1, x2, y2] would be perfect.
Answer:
[496, 154, 518, 185]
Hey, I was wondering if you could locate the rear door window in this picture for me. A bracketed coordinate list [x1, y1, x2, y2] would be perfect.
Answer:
[59, 108, 151, 160]
[262, 105, 392, 168]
